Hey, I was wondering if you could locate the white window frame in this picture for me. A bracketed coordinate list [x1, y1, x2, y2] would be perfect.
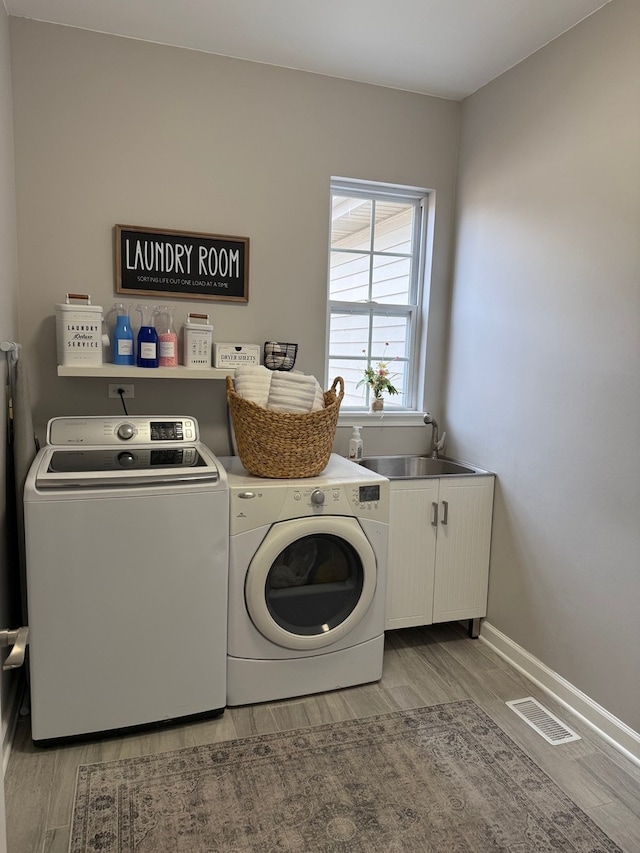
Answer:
[326, 177, 433, 422]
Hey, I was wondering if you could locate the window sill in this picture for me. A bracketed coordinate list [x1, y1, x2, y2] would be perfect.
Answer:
[338, 410, 426, 427]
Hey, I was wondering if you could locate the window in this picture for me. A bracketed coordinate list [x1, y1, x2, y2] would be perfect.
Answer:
[326, 179, 430, 411]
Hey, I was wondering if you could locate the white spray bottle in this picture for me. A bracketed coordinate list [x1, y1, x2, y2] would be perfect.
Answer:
[348, 425, 363, 460]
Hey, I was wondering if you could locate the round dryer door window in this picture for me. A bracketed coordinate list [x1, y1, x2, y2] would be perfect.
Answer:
[245, 516, 378, 650]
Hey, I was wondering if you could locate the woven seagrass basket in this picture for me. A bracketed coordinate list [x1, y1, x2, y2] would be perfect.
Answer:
[226, 375, 344, 478]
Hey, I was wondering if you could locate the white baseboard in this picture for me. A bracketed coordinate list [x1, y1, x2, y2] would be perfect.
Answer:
[480, 621, 640, 768]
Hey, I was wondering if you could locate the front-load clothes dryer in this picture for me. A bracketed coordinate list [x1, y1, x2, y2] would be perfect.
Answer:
[24, 416, 229, 743]
[220, 454, 389, 706]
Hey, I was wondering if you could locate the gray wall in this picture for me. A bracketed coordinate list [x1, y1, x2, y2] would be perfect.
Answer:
[0, 1, 20, 752]
[446, 0, 640, 731]
[9, 19, 460, 456]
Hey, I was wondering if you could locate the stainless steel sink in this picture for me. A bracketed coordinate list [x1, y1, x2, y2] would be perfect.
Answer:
[358, 455, 478, 479]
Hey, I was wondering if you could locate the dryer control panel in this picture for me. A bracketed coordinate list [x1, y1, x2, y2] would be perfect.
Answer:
[221, 453, 390, 535]
[228, 480, 389, 535]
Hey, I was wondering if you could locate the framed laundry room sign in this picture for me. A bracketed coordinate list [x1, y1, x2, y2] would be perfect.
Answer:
[115, 224, 249, 303]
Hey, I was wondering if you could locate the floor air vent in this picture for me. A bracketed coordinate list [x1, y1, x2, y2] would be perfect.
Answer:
[506, 697, 581, 745]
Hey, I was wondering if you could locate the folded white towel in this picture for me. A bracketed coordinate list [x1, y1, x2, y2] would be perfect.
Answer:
[312, 381, 325, 411]
[268, 372, 324, 413]
[233, 365, 272, 408]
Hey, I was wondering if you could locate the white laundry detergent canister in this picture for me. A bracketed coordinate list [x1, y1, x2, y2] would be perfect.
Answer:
[183, 313, 213, 367]
[55, 293, 104, 366]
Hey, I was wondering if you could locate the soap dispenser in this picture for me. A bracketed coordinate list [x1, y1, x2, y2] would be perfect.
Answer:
[348, 426, 363, 461]
[136, 304, 159, 368]
[154, 305, 178, 367]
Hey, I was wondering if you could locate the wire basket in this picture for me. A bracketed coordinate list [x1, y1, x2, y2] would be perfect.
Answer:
[226, 376, 344, 478]
[263, 341, 298, 371]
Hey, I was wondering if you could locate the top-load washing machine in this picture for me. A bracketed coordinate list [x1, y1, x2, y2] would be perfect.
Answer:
[24, 415, 229, 742]
[220, 453, 389, 706]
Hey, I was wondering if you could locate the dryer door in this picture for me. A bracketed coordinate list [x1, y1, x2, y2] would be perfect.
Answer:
[245, 516, 377, 650]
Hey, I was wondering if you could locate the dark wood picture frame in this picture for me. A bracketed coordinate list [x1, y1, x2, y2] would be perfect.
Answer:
[115, 224, 249, 303]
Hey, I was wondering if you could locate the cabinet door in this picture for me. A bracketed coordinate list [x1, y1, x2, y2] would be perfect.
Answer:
[432, 476, 494, 623]
[385, 481, 438, 630]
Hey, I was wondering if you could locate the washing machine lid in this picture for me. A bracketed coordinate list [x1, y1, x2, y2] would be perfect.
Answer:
[34, 415, 222, 489]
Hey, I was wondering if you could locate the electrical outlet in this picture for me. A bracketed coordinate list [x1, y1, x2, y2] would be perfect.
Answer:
[108, 384, 135, 399]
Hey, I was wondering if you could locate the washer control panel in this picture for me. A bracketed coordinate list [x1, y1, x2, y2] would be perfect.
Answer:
[47, 416, 198, 446]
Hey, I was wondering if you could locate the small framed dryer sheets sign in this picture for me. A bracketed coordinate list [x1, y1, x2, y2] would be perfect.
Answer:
[213, 343, 261, 368]
[115, 225, 249, 303]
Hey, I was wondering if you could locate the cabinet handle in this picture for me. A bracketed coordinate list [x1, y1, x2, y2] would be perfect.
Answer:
[441, 500, 449, 525]
[431, 502, 438, 526]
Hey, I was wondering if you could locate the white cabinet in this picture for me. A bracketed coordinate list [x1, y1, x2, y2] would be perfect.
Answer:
[385, 475, 495, 631]
[385, 479, 439, 629]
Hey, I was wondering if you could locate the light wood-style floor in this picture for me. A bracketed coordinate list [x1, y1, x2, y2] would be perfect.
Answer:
[5, 623, 640, 852]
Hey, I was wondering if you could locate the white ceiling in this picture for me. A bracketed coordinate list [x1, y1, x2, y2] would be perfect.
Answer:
[5, 0, 610, 100]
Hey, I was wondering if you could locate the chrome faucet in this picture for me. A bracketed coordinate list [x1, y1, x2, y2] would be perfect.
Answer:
[423, 413, 444, 459]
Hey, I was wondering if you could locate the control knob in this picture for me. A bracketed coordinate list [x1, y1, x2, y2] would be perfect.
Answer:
[310, 489, 325, 505]
[117, 423, 135, 440]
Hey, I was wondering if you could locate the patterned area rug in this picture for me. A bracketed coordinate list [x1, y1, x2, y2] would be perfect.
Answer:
[70, 700, 621, 852]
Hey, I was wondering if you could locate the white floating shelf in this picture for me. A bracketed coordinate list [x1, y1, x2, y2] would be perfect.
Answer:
[57, 364, 233, 380]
